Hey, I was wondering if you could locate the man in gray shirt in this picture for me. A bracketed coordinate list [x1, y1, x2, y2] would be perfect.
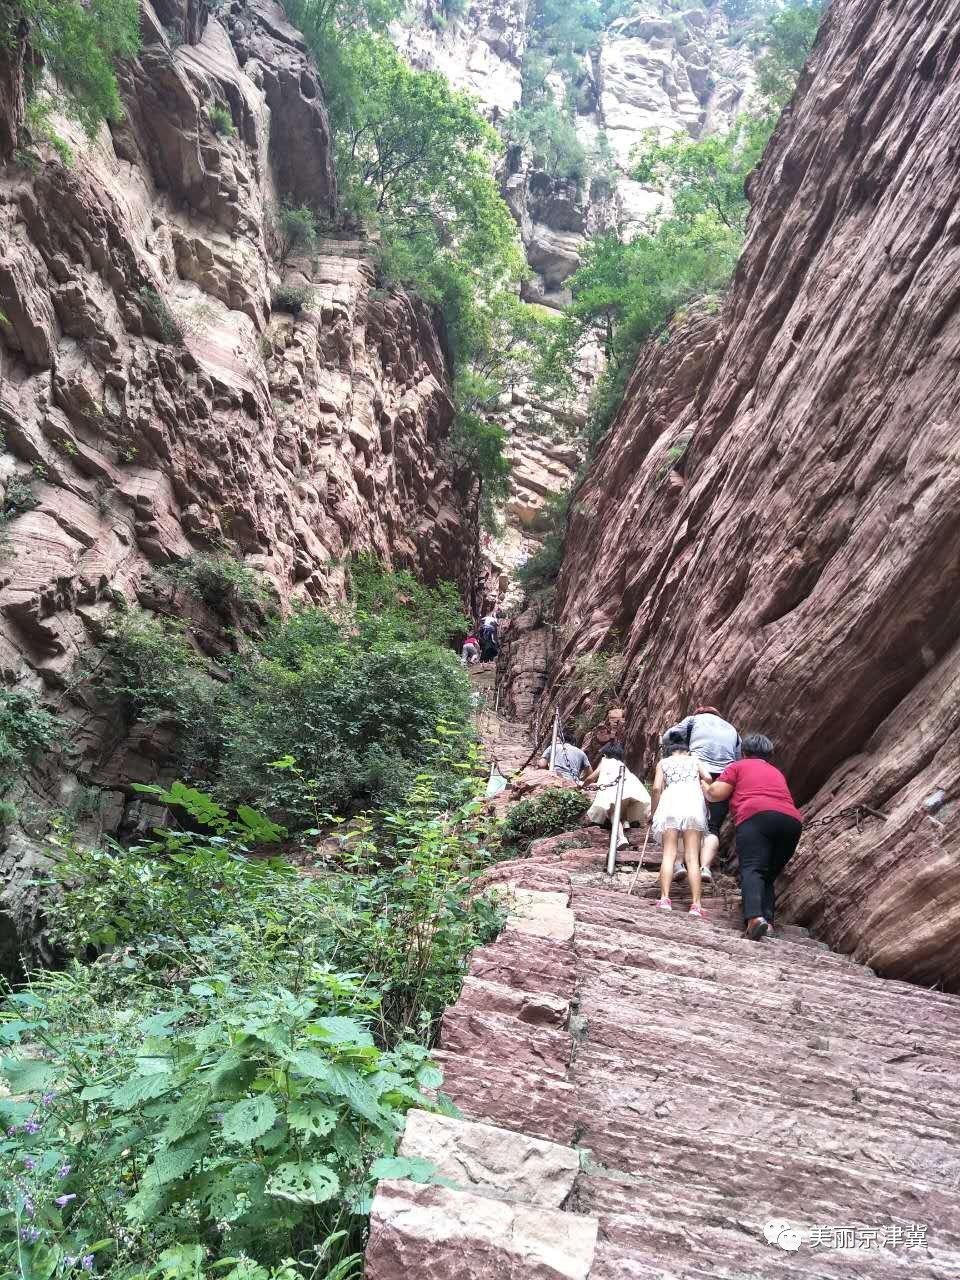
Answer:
[537, 738, 591, 782]
[663, 705, 741, 879]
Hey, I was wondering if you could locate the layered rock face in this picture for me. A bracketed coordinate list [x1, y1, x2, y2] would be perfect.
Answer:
[0, 0, 474, 967]
[539, 0, 960, 987]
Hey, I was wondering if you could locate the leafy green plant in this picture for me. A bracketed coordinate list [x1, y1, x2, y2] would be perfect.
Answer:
[24, 95, 74, 165]
[2, 474, 39, 518]
[138, 288, 185, 345]
[267, 203, 319, 265]
[515, 489, 572, 600]
[0, 689, 59, 821]
[271, 285, 314, 316]
[93, 609, 214, 734]
[500, 787, 590, 853]
[504, 103, 587, 182]
[5, 0, 140, 138]
[158, 553, 268, 613]
[209, 103, 235, 136]
[0, 749, 504, 1277]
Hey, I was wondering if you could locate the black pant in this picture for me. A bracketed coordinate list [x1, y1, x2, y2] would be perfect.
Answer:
[736, 811, 803, 923]
[706, 772, 729, 837]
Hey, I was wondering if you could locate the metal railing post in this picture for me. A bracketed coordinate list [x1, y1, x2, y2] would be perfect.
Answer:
[606, 763, 626, 877]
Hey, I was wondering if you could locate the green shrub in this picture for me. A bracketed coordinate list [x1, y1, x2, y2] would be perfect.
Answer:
[505, 103, 588, 182]
[515, 489, 571, 599]
[501, 786, 590, 853]
[268, 202, 318, 265]
[95, 609, 214, 734]
[0, 759, 504, 1277]
[348, 557, 468, 646]
[138, 287, 185, 345]
[215, 641, 472, 823]
[2, 474, 39, 518]
[159, 552, 268, 612]
[209, 102, 235, 136]
[0, 689, 59, 819]
[271, 284, 314, 316]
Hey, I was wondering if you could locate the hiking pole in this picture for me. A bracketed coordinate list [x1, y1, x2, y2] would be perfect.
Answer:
[606, 763, 626, 877]
[548, 708, 560, 773]
[626, 826, 651, 897]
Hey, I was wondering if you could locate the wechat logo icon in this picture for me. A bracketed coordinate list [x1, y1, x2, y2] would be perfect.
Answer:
[764, 1220, 803, 1251]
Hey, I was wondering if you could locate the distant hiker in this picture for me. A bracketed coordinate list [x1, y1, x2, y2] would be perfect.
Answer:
[537, 735, 590, 782]
[583, 743, 650, 850]
[479, 613, 499, 662]
[461, 634, 481, 665]
[664, 705, 741, 882]
[649, 729, 712, 917]
[704, 733, 803, 941]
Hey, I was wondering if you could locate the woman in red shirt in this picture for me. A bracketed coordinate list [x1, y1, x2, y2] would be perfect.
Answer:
[703, 733, 803, 942]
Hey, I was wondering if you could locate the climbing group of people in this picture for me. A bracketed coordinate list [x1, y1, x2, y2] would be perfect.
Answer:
[461, 612, 500, 665]
[539, 706, 803, 942]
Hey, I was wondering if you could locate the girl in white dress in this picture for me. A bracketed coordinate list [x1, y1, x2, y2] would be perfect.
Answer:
[649, 729, 712, 916]
[584, 743, 651, 849]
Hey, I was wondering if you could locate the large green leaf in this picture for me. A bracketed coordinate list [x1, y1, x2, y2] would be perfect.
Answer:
[266, 1161, 340, 1205]
[289, 1052, 384, 1125]
[288, 1099, 338, 1139]
[308, 1017, 374, 1049]
[221, 1096, 278, 1144]
[110, 1072, 178, 1110]
[0, 1056, 58, 1093]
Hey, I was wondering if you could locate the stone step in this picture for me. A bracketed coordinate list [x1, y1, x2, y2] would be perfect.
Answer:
[399, 1109, 580, 1208]
[431, 1049, 578, 1145]
[365, 1179, 599, 1279]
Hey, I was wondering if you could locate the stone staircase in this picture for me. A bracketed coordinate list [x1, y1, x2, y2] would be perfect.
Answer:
[365, 826, 960, 1278]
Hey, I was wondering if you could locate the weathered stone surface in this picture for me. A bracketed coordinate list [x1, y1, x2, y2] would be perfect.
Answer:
[507, 886, 576, 941]
[0, 0, 475, 973]
[398, 1109, 580, 1207]
[467, 927, 578, 1000]
[542, 0, 960, 987]
[440, 1006, 572, 1078]
[365, 1180, 598, 1280]
[456, 975, 570, 1028]
[431, 1049, 579, 1146]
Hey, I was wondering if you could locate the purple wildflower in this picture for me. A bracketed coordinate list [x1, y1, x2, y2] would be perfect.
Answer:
[23, 1196, 35, 1220]
[41, 1092, 56, 1106]
[63, 1258, 78, 1270]
[23, 1156, 37, 1172]
[20, 1226, 41, 1244]
[6, 1124, 20, 1136]
[55, 1194, 76, 1207]
[23, 1117, 41, 1135]
[81, 1257, 94, 1273]
[58, 1163, 72, 1179]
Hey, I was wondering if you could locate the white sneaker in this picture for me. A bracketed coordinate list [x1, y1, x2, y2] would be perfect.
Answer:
[674, 863, 687, 879]
[701, 866, 713, 882]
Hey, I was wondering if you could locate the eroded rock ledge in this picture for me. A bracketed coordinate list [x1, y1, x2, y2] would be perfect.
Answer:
[529, 0, 960, 987]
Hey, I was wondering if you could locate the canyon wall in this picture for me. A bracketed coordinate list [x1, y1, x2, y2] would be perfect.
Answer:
[538, 0, 960, 987]
[0, 0, 475, 970]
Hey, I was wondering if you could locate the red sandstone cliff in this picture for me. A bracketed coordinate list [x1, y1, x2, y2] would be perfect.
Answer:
[534, 0, 960, 987]
[0, 0, 476, 968]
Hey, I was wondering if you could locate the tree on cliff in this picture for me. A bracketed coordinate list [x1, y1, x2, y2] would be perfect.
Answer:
[4, 0, 140, 138]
